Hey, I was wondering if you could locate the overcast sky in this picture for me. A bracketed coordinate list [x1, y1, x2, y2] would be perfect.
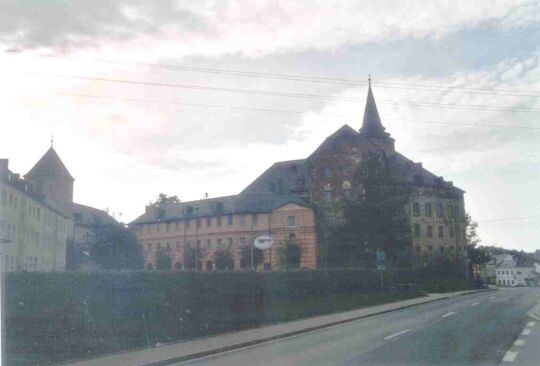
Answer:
[1, 0, 539, 251]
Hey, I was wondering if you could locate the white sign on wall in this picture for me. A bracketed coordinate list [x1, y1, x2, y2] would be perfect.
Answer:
[254, 235, 273, 250]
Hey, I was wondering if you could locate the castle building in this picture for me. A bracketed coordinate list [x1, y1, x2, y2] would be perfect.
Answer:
[132, 82, 466, 271]
[241, 82, 467, 268]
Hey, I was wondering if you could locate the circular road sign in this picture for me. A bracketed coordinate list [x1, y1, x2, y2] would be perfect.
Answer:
[254, 235, 273, 250]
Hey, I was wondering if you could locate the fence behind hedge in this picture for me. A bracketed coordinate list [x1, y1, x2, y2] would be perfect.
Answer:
[4, 268, 471, 366]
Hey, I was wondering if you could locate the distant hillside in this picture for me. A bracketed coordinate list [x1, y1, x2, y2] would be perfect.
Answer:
[479, 246, 537, 267]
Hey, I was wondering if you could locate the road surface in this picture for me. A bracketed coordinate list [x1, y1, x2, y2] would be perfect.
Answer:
[172, 287, 540, 365]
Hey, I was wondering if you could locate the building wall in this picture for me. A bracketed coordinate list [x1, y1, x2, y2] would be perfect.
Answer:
[0, 180, 68, 271]
[496, 267, 536, 287]
[134, 203, 317, 271]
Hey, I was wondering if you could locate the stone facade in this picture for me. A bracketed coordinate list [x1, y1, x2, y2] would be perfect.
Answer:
[241, 83, 467, 269]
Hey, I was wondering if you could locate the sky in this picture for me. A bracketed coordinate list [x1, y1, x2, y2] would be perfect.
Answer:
[0, 0, 539, 251]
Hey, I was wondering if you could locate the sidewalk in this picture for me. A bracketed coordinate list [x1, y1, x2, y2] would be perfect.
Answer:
[64, 289, 494, 366]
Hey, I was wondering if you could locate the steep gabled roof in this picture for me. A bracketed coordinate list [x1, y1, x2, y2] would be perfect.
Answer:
[308, 124, 359, 158]
[73, 202, 117, 226]
[25, 147, 74, 180]
[240, 159, 308, 195]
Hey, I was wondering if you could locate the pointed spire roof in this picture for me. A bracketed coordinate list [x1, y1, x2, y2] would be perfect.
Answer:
[359, 77, 389, 138]
[25, 147, 74, 180]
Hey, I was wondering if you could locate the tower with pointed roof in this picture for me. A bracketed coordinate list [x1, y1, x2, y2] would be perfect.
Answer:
[358, 77, 395, 151]
[25, 146, 74, 215]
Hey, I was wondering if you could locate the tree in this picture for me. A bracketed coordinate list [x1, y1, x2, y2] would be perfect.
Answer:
[214, 249, 234, 270]
[155, 248, 172, 271]
[239, 244, 264, 269]
[277, 238, 302, 270]
[183, 243, 197, 270]
[465, 213, 481, 248]
[150, 193, 181, 207]
[321, 153, 412, 268]
[89, 219, 144, 270]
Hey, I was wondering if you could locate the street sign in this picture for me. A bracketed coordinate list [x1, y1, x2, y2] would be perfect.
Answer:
[254, 235, 273, 250]
[376, 250, 385, 270]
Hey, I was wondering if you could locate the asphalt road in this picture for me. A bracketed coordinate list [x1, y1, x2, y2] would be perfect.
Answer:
[172, 287, 540, 366]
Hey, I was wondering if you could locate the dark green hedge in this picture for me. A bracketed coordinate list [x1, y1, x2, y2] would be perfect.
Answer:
[4, 269, 470, 365]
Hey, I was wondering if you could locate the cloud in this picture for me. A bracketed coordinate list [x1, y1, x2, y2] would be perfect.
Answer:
[1, 0, 539, 58]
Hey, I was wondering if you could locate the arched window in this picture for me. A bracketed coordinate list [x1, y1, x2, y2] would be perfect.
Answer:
[174, 262, 182, 270]
[342, 181, 351, 200]
[206, 261, 213, 271]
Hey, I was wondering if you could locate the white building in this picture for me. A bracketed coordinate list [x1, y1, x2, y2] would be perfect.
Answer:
[496, 267, 537, 287]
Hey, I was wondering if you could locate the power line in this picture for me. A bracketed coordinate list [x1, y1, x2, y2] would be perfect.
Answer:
[477, 214, 540, 223]
[53, 91, 540, 130]
[37, 54, 540, 98]
[30, 72, 540, 113]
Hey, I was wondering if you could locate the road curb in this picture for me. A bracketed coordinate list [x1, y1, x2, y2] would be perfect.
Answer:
[141, 296, 453, 366]
[458, 288, 498, 297]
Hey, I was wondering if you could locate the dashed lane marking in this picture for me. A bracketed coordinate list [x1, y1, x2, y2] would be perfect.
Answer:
[514, 339, 526, 347]
[442, 312, 456, 318]
[384, 329, 411, 340]
[527, 321, 536, 327]
[471, 302, 480, 306]
[521, 329, 531, 336]
[503, 351, 518, 362]
[489, 296, 496, 300]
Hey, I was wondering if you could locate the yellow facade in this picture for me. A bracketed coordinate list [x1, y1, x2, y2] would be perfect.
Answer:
[0, 161, 68, 271]
[134, 202, 318, 271]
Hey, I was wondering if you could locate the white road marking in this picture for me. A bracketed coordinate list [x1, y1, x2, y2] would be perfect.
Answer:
[527, 321, 536, 327]
[489, 296, 496, 300]
[514, 339, 526, 347]
[384, 329, 411, 340]
[442, 312, 456, 318]
[471, 302, 480, 306]
[503, 351, 518, 362]
[521, 329, 531, 336]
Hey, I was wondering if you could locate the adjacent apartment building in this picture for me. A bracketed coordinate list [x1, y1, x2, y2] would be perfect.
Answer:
[131, 193, 317, 271]
[0, 159, 68, 271]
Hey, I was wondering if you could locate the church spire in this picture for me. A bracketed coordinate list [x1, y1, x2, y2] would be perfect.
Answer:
[359, 77, 388, 138]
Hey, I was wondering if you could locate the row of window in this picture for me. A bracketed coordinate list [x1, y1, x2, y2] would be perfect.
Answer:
[497, 270, 524, 275]
[415, 244, 457, 253]
[498, 279, 515, 285]
[1, 188, 66, 231]
[141, 215, 297, 235]
[412, 202, 458, 219]
[413, 223, 456, 239]
[146, 236, 251, 252]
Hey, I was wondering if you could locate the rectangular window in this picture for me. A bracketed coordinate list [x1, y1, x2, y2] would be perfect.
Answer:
[427, 225, 433, 238]
[157, 242, 162, 249]
[240, 237, 246, 245]
[217, 238, 222, 248]
[206, 239, 212, 248]
[324, 190, 332, 201]
[175, 222, 179, 231]
[414, 224, 421, 238]
[447, 205, 454, 218]
[438, 226, 444, 238]
[148, 243, 153, 250]
[436, 204, 444, 217]
[166, 223, 170, 232]
[424, 203, 432, 217]
[156, 224, 161, 232]
[206, 217, 211, 227]
[217, 216, 222, 226]
[147, 225, 151, 234]
[196, 218, 201, 228]
[449, 226, 455, 238]
[176, 241, 181, 249]
[228, 237, 233, 247]
[166, 241, 171, 250]
[239, 214, 246, 226]
[252, 214, 258, 225]
[185, 220, 190, 229]
[227, 214, 233, 225]
[287, 215, 296, 228]
[413, 202, 420, 217]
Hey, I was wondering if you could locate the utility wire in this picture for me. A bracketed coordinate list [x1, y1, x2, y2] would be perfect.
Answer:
[37, 54, 540, 98]
[54, 91, 540, 130]
[476, 214, 540, 223]
[30, 72, 540, 113]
